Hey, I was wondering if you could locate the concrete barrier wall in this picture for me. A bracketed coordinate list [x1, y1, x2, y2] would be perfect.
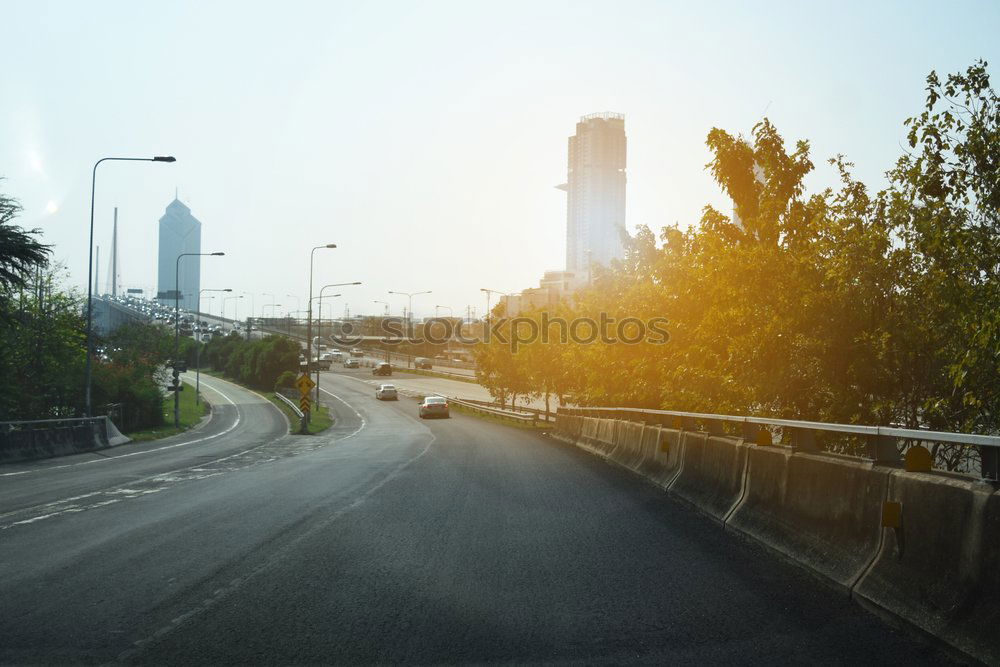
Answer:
[726, 447, 889, 590]
[551, 411, 1000, 662]
[854, 472, 1000, 664]
[668, 433, 748, 523]
[0, 417, 130, 464]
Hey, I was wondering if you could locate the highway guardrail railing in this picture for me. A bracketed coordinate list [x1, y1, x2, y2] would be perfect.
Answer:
[557, 406, 999, 480]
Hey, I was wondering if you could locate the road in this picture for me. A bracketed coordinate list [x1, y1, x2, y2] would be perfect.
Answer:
[0, 371, 950, 664]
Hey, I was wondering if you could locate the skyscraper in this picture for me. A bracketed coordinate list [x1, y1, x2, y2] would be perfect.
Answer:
[156, 197, 202, 312]
[558, 111, 627, 274]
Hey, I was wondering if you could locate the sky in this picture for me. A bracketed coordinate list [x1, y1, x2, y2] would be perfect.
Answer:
[2, 0, 998, 320]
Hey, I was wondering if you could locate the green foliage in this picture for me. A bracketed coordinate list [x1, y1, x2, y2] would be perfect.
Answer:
[199, 333, 300, 390]
[0, 182, 51, 319]
[274, 371, 297, 391]
[475, 61, 1000, 450]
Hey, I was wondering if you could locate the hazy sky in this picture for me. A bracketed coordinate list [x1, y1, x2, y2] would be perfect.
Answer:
[3, 0, 998, 319]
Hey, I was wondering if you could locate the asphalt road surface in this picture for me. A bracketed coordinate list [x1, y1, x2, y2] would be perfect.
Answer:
[0, 370, 952, 664]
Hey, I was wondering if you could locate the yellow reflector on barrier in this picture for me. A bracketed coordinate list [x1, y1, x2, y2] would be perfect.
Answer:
[882, 501, 902, 528]
[904, 445, 932, 472]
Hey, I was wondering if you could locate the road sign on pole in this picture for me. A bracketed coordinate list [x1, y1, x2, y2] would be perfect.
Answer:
[300, 396, 311, 412]
[295, 373, 316, 396]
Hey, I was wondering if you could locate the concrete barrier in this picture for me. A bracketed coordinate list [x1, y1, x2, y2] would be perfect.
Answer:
[854, 472, 1000, 664]
[668, 433, 748, 522]
[549, 410, 1000, 662]
[0, 416, 131, 464]
[608, 420, 646, 473]
[726, 447, 890, 590]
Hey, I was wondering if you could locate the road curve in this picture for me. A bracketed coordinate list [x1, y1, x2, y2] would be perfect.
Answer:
[0, 370, 952, 664]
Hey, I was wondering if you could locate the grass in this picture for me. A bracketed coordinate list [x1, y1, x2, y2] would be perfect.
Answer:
[127, 382, 210, 442]
[268, 392, 333, 435]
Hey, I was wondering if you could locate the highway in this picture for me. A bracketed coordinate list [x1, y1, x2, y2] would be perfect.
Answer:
[0, 370, 951, 664]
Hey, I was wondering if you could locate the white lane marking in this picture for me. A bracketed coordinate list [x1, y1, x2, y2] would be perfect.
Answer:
[318, 386, 367, 442]
[0, 380, 241, 478]
[117, 428, 437, 663]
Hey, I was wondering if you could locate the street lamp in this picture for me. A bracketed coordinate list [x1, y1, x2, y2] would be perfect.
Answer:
[388, 289, 432, 337]
[310, 280, 360, 397]
[306, 244, 337, 414]
[173, 251, 224, 427]
[435, 305, 453, 318]
[480, 288, 510, 324]
[224, 294, 243, 322]
[262, 293, 277, 319]
[84, 154, 175, 417]
[196, 288, 232, 405]
[389, 290, 432, 369]
[373, 299, 389, 315]
[241, 292, 255, 332]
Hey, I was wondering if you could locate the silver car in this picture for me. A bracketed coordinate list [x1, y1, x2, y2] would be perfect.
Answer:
[375, 384, 398, 401]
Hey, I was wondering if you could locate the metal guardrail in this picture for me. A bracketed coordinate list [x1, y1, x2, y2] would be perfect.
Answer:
[274, 391, 304, 418]
[446, 397, 557, 426]
[559, 406, 1000, 480]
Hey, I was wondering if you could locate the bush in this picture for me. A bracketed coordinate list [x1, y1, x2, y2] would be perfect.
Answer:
[275, 371, 297, 392]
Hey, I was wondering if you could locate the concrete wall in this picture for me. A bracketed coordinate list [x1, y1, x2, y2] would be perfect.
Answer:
[0, 417, 130, 463]
[551, 412, 1000, 663]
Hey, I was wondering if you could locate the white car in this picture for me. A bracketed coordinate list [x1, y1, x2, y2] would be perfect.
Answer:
[418, 396, 449, 419]
[375, 384, 398, 401]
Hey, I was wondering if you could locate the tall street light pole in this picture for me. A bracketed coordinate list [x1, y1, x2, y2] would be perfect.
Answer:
[263, 293, 276, 320]
[373, 299, 389, 315]
[224, 294, 243, 323]
[174, 251, 224, 427]
[311, 281, 361, 397]
[480, 288, 510, 326]
[197, 288, 232, 405]
[306, 245, 337, 418]
[85, 154, 175, 417]
[389, 290, 431, 369]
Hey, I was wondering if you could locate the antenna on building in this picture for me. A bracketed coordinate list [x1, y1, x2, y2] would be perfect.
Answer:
[175, 186, 179, 201]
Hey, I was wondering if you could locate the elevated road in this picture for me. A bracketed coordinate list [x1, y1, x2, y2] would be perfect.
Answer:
[0, 371, 951, 663]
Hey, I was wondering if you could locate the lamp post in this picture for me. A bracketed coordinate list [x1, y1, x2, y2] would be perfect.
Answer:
[242, 292, 255, 333]
[224, 294, 243, 323]
[305, 245, 337, 418]
[84, 154, 175, 417]
[388, 289, 431, 338]
[373, 299, 389, 316]
[196, 288, 232, 405]
[435, 305, 453, 317]
[389, 290, 431, 368]
[173, 251, 224, 427]
[263, 293, 276, 319]
[480, 288, 510, 325]
[311, 281, 360, 398]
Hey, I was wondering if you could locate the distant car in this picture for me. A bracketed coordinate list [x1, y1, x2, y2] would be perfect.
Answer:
[414, 357, 433, 369]
[418, 395, 449, 419]
[315, 354, 332, 370]
[350, 348, 364, 357]
[343, 358, 360, 369]
[201, 333, 212, 342]
[375, 384, 398, 400]
[373, 362, 392, 376]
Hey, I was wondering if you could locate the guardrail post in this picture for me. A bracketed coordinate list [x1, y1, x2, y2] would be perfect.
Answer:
[980, 446, 999, 482]
[788, 426, 820, 452]
[704, 418, 725, 436]
[865, 434, 901, 465]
